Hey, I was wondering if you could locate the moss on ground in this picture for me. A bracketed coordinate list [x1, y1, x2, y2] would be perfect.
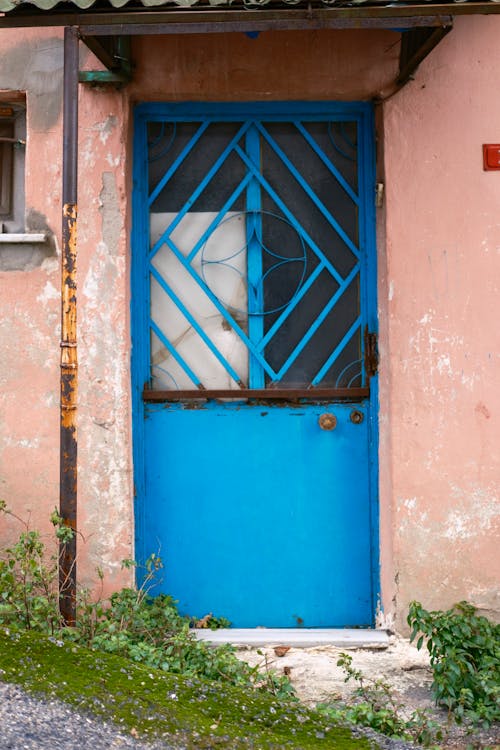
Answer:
[0, 627, 372, 749]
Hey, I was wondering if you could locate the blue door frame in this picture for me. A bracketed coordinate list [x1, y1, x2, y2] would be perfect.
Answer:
[131, 101, 379, 627]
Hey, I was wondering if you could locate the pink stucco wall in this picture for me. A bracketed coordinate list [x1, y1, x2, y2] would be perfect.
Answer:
[0, 19, 498, 627]
[0, 28, 133, 593]
[381, 16, 500, 626]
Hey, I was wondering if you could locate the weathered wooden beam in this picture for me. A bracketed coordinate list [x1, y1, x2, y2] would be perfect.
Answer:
[0, 5, 475, 31]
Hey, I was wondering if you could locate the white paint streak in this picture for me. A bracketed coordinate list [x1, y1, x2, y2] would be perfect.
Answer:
[106, 153, 121, 167]
[3, 436, 40, 449]
[443, 485, 499, 540]
[436, 354, 452, 377]
[36, 281, 59, 304]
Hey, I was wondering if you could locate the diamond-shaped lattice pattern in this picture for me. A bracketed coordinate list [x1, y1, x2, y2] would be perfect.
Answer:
[147, 117, 365, 391]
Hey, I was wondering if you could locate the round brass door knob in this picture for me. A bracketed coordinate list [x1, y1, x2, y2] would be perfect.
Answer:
[319, 413, 337, 431]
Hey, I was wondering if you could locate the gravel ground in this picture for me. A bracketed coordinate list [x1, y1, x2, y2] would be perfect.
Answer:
[0, 679, 421, 750]
[1, 670, 497, 750]
[0, 683, 181, 750]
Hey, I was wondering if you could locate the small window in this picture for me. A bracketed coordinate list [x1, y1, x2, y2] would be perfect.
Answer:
[0, 99, 26, 233]
[0, 116, 14, 215]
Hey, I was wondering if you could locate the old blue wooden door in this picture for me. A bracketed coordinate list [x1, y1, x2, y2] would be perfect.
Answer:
[132, 102, 378, 627]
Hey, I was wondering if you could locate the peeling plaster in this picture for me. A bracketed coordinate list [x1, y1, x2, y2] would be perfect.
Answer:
[93, 115, 117, 145]
[81, 118, 119, 169]
[99, 172, 121, 256]
[78, 166, 130, 581]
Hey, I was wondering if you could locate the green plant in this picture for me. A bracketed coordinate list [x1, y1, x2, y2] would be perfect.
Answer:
[0, 502, 293, 698]
[0, 501, 74, 633]
[317, 652, 443, 746]
[408, 600, 500, 727]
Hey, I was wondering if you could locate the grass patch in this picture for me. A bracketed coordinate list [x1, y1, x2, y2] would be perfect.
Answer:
[0, 627, 372, 749]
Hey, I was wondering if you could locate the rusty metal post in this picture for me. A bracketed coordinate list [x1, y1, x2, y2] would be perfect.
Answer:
[60, 26, 79, 626]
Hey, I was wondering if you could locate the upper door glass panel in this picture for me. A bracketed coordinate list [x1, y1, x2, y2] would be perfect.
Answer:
[147, 117, 365, 391]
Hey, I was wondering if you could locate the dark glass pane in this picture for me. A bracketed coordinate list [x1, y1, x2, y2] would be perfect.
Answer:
[260, 122, 360, 388]
[301, 120, 358, 194]
[148, 121, 246, 215]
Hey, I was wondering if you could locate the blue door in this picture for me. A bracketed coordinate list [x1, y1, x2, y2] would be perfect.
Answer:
[132, 103, 378, 627]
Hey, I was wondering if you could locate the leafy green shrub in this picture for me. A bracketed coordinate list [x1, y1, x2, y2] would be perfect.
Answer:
[408, 600, 500, 727]
[71, 583, 263, 688]
[317, 652, 442, 746]
[0, 501, 64, 633]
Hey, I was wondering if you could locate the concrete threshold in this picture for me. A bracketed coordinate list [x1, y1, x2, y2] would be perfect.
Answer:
[193, 628, 390, 648]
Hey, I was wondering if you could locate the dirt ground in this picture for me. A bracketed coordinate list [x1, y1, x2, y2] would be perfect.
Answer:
[235, 636, 500, 749]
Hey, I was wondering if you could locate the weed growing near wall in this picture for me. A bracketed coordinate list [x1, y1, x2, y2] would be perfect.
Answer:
[408, 600, 500, 728]
[317, 652, 443, 746]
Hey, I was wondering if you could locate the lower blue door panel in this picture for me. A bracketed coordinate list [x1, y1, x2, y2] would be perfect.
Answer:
[143, 400, 373, 627]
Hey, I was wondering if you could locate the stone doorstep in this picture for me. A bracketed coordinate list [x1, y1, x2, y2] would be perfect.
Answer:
[193, 628, 390, 649]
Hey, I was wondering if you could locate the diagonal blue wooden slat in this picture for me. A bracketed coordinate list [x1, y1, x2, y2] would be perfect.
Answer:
[186, 172, 253, 264]
[161, 234, 278, 380]
[257, 261, 324, 351]
[235, 145, 345, 287]
[246, 125, 265, 389]
[312, 316, 362, 386]
[149, 121, 252, 262]
[255, 122, 360, 260]
[294, 121, 359, 206]
[148, 121, 210, 207]
[274, 264, 360, 381]
[150, 265, 244, 386]
[150, 319, 202, 388]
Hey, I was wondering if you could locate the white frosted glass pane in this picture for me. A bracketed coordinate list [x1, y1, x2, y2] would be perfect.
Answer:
[150, 212, 248, 389]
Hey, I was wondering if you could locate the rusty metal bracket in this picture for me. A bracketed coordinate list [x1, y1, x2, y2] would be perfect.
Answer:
[364, 328, 379, 379]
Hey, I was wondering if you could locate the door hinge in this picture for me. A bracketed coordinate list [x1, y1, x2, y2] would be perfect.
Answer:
[364, 328, 379, 378]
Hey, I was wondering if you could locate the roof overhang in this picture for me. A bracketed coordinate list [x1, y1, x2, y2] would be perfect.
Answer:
[0, 2, 497, 92]
[2, 1, 500, 31]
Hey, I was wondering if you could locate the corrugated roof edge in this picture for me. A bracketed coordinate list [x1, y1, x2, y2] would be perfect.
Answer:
[2, 0, 500, 10]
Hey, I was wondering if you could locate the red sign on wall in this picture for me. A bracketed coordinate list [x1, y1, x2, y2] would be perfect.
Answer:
[483, 144, 500, 171]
